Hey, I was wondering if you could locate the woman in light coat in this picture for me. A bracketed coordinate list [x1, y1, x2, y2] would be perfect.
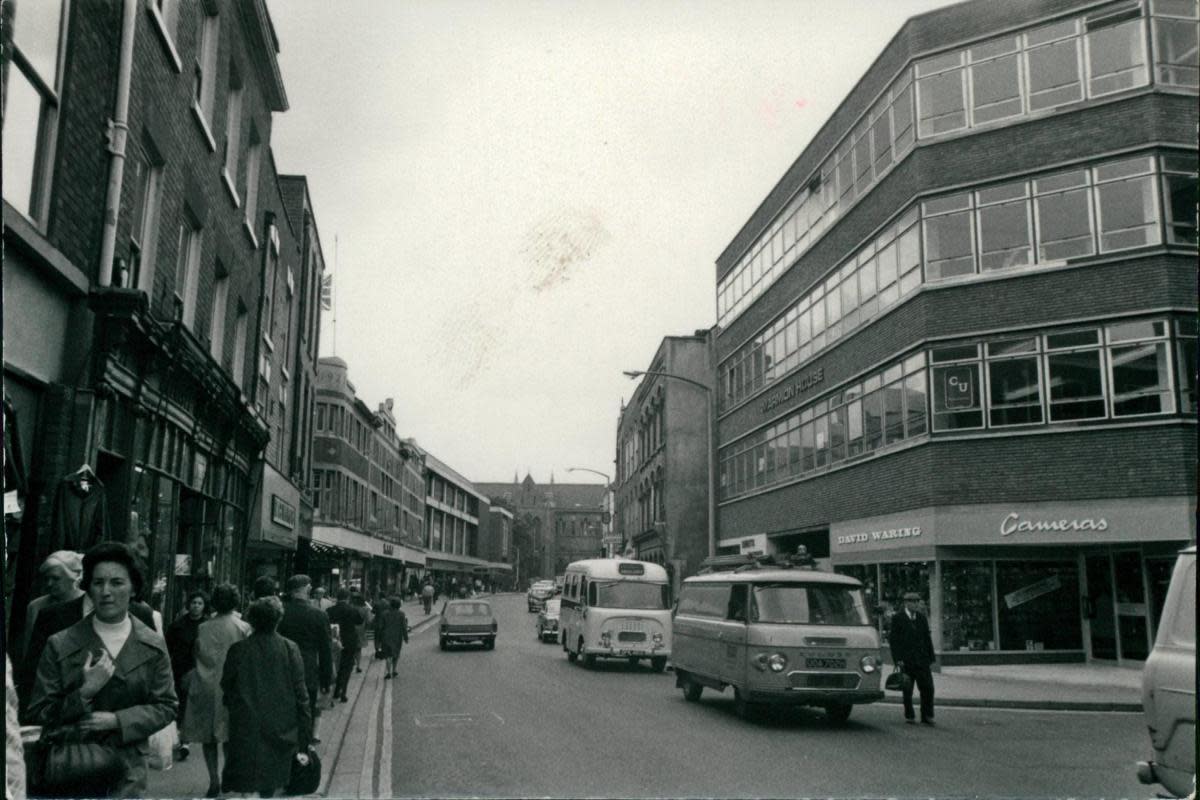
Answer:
[182, 584, 250, 797]
[221, 597, 312, 798]
[28, 542, 177, 798]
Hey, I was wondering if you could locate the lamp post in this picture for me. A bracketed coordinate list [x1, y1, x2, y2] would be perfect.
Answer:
[622, 369, 716, 561]
[567, 467, 614, 557]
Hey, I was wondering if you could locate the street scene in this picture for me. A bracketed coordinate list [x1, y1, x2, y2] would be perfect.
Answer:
[2, 0, 1197, 798]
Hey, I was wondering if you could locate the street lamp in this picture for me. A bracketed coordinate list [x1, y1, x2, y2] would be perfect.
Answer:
[622, 369, 716, 560]
[567, 467, 614, 557]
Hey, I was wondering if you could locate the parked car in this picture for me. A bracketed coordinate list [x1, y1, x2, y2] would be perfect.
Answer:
[440, 599, 497, 650]
[537, 598, 562, 643]
[554, 575, 565, 594]
[1136, 545, 1195, 798]
[527, 580, 556, 612]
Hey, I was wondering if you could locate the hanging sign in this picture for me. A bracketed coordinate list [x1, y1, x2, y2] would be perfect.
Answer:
[1003, 575, 1061, 609]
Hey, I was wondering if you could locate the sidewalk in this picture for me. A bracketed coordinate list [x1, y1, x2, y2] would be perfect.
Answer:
[146, 597, 442, 799]
[877, 661, 1144, 712]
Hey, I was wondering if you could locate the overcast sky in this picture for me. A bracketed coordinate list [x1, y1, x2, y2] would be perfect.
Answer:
[266, 0, 957, 486]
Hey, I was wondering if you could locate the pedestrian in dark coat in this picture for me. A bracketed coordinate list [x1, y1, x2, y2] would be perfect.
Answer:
[221, 597, 312, 798]
[27, 542, 177, 798]
[374, 597, 409, 679]
[276, 575, 332, 726]
[325, 588, 365, 702]
[889, 591, 936, 724]
[165, 588, 209, 754]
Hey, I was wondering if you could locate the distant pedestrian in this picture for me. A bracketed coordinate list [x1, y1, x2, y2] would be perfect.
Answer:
[183, 584, 251, 797]
[252, 574, 278, 600]
[374, 597, 409, 679]
[165, 589, 210, 760]
[352, 593, 372, 672]
[889, 591, 936, 725]
[221, 597, 311, 799]
[421, 580, 434, 614]
[326, 588, 365, 702]
[276, 575, 332, 741]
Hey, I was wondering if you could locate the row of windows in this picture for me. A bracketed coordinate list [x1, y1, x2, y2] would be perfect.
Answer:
[716, 0, 1199, 328]
[719, 317, 1195, 502]
[721, 152, 1198, 409]
[427, 508, 478, 555]
[617, 400, 665, 483]
[427, 474, 482, 518]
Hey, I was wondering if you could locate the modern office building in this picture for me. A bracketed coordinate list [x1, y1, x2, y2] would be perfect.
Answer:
[423, 454, 510, 587]
[713, 0, 1197, 665]
[306, 358, 426, 596]
[614, 333, 714, 591]
[2, 0, 319, 630]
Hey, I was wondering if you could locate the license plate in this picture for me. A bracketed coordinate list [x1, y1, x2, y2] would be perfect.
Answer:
[805, 657, 846, 669]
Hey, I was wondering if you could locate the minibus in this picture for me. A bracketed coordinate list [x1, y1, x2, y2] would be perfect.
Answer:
[671, 550, 883, 722]
[559, 559, 672, 670]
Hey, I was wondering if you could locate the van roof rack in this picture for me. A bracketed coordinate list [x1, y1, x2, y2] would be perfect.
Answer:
[697, 546, 816, 574]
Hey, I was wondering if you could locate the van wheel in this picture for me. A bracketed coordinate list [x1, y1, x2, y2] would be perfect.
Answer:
[439, 637, 447, 651]
[825, 703, 852, 724]
[733, 688, 759, 720]
[681, 677, 703, 702]
[650, 657, 667, 673]
[580, 640, 596, 669]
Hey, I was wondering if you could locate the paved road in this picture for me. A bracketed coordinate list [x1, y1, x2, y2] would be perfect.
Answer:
[389, 594, 1150, 798]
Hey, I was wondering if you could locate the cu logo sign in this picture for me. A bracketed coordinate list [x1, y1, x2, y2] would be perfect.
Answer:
[942, 367, 975, 409]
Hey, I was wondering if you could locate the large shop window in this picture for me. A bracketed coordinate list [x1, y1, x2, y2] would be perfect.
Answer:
[996, 561, 1082, 650]
[942, 562, 997, 651]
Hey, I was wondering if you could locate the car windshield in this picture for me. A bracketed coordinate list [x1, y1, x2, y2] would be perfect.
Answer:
[751, 582, 871, 626]
[594, 580, 669, 610]
[446, 603, 491, 617]
[544, 599, 561, 615]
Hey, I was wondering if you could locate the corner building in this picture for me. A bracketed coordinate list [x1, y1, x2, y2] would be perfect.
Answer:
[714, 0, 1197, 666]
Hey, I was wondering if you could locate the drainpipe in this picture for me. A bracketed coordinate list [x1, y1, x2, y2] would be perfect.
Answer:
[98, 0, 139, 287]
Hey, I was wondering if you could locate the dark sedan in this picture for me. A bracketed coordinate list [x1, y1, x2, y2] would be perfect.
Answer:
[440, 600, 497, 650]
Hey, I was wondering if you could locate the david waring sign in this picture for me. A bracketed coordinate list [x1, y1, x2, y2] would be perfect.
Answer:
[837, 526, 921, 546]
[761, 368, 825, 413]
[1000, 513, 1108, 536]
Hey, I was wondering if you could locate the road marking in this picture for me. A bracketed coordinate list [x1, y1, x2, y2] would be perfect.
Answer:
[378, 672, 393, 798]
[359, 671, 382, 798]
[413, 712, 479, 727]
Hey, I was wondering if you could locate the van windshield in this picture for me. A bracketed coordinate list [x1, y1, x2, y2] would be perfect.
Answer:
[594, 580, 669, 610]
[751, 582, 870, 626]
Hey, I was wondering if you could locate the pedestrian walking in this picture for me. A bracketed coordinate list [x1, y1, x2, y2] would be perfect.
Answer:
[889, 591, 936, 725]
[220, 597, 312, 799]
[326, 589, 364, 702]
[352, 593, 372, 673]
[276, 575, 332, 741]
[182, 583, 251, 797]
[252, 574, 278, 600]
[20, 550, 85, 661]
[374, 597, 409, 679]
[421, 580, 434, 614]
[165, 589, 209, 760]
[27, 542, 177, 798]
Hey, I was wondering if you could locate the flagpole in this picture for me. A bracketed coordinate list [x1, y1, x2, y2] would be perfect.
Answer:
[333, 233, 338, 357]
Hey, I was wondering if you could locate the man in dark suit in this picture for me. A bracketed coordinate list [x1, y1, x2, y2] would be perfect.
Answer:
[325, 588, 365, 702]
[889, 591, 936, 725]
[18, 592, 156, 719]
[276, 574, 332, 739]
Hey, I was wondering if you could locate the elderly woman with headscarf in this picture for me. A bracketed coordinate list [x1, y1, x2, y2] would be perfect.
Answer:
[21, 550, 85, 660]
[27, 542, 177, 798]
[221, 597, 312, 798]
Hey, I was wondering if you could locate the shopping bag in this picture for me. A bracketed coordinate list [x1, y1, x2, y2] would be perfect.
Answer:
[147, 721, 176, 770]
[884, 667, 912, 692]
[285, 744, 321, 796]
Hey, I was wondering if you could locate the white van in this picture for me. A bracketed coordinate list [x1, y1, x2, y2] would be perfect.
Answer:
[671, 552, 883, 722]
[560, 559, 672, 671]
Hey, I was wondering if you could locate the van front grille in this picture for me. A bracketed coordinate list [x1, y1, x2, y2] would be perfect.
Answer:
[787, 672, 861, 690]
[617, 631, 646, 642]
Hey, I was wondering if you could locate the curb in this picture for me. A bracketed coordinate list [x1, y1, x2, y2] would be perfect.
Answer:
[317, 659, 376, 796]
[879, 696, 1142, 712]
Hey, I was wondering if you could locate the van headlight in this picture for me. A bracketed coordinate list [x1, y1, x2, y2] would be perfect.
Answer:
[652, 632, 664, 645]
[860, 655, 878, 673]
[600, 631, 612, 647]
[767, 653, 788, 672]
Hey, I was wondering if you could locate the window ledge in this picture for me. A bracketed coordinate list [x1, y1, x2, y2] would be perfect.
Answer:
[146, 3, 183, 74]
[243, 219, 259, 249]
[190, 102, 217, 152]
[262, 332, 274, 352]
[221, 168, 241, 208]
[281, 365, 291, 381]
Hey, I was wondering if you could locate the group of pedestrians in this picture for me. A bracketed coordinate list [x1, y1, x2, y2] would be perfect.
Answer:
[7, 540, 414, 799]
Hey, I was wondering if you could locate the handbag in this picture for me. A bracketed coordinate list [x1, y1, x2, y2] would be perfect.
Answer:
[147, 721, 176, 771]
[285, 744, 321, 796]
[884, 666, 913, 692]
[34, 727, 125, 798]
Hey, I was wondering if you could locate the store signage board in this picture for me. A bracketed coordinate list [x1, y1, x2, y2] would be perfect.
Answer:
[271, 495, 297, 530]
